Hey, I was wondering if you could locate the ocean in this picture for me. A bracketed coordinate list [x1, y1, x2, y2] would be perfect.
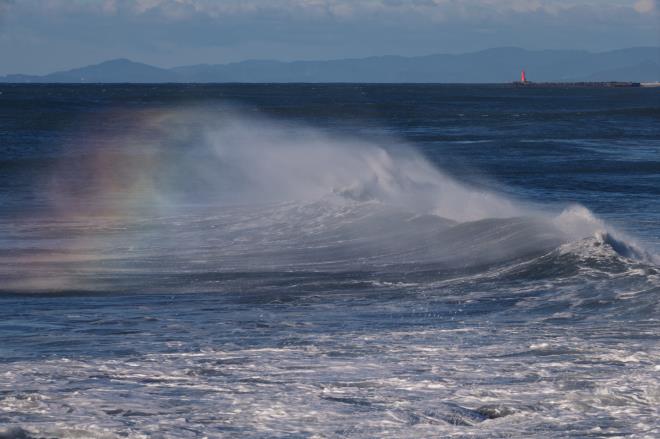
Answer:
[0, 84, 658, 438]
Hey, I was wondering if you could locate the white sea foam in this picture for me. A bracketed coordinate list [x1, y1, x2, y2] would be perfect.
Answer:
[1, 320, 657, 438]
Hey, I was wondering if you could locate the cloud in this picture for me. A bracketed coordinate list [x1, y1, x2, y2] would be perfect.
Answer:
[634, 0, 656, 13]
[0, 0, 15, 31]
[13, 0, 653, 21]
[2, 0, 657, 75]
[0, 0, 13, 15]
[143, 0, 645, 20]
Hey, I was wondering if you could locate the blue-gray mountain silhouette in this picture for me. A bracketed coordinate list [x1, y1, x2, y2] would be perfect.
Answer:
[2, 47, 658, 83]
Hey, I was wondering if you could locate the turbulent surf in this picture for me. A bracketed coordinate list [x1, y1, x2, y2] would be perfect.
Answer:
[0, 85, 658, 438]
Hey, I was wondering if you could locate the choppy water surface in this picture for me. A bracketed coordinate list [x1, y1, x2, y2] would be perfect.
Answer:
[0, 85, 659, 438]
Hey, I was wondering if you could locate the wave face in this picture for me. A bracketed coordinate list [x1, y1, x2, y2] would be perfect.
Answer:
[0, 86, 658, 439]
[3, 108, 653, 294]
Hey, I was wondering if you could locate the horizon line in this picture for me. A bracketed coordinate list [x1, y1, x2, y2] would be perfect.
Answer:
[3, 45, 660, 78]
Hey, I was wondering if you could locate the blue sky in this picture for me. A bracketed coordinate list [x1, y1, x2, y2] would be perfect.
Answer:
[1, 0, 658, 75]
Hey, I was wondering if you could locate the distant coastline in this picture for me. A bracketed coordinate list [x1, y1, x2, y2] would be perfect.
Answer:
[512, 81, 655, 88]
[1, 47, 658, 84]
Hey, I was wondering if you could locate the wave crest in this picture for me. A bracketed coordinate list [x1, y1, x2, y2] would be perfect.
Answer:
[1, 107, 656, 293]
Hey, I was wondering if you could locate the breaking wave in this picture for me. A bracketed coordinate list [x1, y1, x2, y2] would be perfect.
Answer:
[0, 107, 656, 294]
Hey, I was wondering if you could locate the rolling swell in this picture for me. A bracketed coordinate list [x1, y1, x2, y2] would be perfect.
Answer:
[1, 87, 659, 438]
[0, 108, 656, 304]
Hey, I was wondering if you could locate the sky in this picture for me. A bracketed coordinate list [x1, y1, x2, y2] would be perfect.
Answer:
[0, 0, 658, 75]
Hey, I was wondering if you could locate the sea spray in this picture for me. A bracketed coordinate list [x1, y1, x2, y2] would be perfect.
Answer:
[2, 85, 659, 438]
[45, 107, 526, 221]
[1, 107, 654, 293]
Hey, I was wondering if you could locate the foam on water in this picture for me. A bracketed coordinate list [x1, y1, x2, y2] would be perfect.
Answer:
[1, 105, 658, 438]
[0, 296, 657, 438]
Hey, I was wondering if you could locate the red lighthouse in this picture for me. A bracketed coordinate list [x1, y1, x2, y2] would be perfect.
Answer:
[521, 70, 527, 83]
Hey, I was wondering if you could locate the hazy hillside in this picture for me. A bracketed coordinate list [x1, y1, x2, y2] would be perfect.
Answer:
[2, 47, 658, 83]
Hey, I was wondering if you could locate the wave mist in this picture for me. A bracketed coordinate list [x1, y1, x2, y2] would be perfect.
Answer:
[0, 107, 653, 293]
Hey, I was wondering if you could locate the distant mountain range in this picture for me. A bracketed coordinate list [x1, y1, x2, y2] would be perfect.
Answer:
[2, 47, 659, 83]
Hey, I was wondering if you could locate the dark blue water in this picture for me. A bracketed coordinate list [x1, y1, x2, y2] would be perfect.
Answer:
[0, 84, 658, 438]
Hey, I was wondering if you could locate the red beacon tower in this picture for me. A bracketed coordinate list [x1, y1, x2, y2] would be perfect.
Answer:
[521, 70, 527, 83]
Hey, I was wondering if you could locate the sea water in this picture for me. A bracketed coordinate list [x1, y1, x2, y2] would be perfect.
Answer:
[0, 84, 658, 438]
